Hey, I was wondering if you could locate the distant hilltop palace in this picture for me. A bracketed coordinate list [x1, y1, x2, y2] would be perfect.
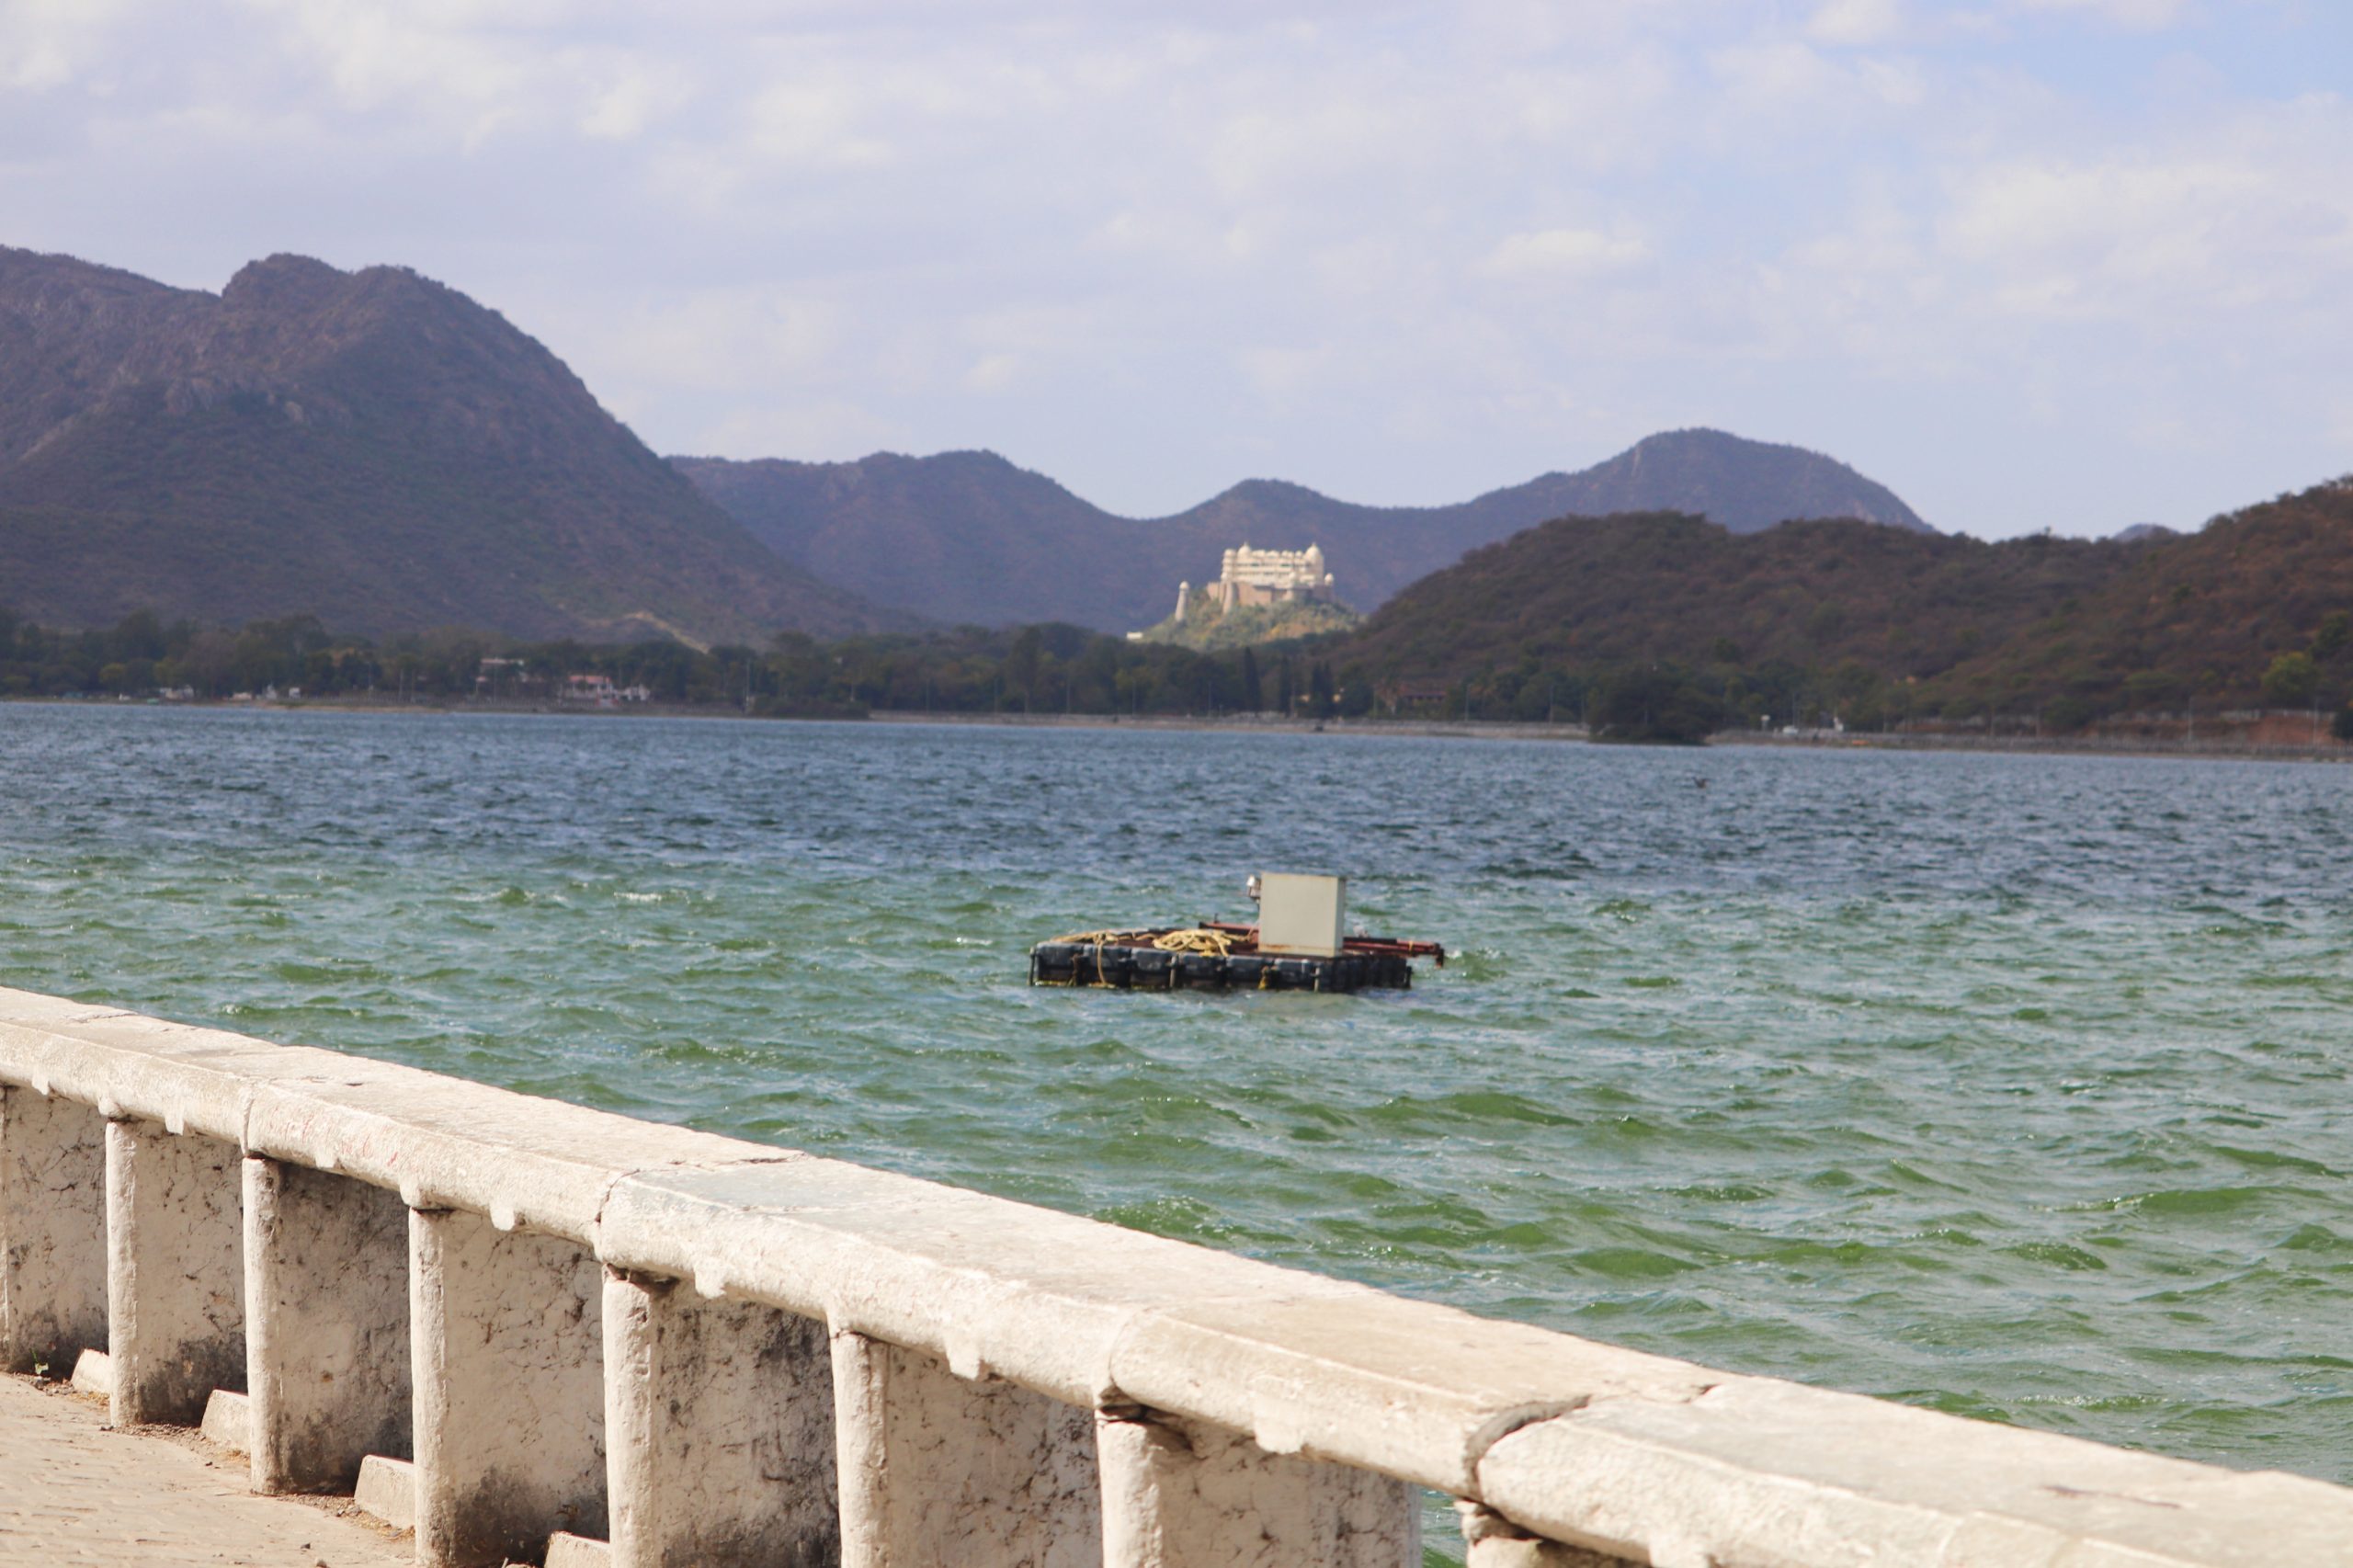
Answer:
[1174, 543, 1336, 622]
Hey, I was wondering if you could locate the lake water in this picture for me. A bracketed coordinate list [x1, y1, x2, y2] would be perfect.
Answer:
[2, 705, 2347, 1517]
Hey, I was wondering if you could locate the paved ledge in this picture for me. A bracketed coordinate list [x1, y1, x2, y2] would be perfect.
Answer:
[0, 1373, 408, 1566]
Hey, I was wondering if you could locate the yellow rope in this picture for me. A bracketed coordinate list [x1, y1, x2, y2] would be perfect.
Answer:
[1044, 926, 1240, 986]
[1151, 928, 1240, 957]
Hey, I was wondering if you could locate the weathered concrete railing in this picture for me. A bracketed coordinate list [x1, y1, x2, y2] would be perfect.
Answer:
[1, 987, 2347, 1568]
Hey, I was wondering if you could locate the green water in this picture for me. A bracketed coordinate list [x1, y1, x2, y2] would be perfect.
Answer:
[3, 706, 2347, 1508]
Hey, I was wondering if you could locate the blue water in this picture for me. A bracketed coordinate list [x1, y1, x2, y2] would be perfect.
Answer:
[2, 705, 2347, 1496]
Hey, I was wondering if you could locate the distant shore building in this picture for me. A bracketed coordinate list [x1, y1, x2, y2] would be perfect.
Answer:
[561, 673, 652, 708]
[1374, 678, 1454, 715]
[1174, 543, 1336, 623]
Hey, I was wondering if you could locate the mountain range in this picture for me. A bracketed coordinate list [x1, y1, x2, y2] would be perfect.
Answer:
[0, 244, 1949, 644]
[0, 247, 891, 643]
[675, 428, 1930, 632]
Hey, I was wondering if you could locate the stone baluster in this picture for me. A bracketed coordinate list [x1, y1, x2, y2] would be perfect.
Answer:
[0, 1085, 107, 1374]
[243, 1156, 412, 1493]
[831, 1329, 1102, 1568]
[410, 1206, 606, 1568]
[601, 1269, 838, 1567]
[1097, 1406, 1420, 1567]
[0, 1083, 109, 1374]
[105, 1118, 243, 1426]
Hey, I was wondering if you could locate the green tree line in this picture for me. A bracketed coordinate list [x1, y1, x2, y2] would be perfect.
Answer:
[0, 610, 1365, 721]
[10, 605, 2349, 745]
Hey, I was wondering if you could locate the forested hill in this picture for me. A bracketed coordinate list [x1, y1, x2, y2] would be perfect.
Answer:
[0, 247, 894, 642]
[675, 428, 1930, 631]
[1937, 478, 2353, 711]
[1330, 479, 2353, 721]
[1336, 511, 2124, 688]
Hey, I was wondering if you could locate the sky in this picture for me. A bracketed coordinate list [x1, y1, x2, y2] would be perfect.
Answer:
[2, 0, 2349, 539]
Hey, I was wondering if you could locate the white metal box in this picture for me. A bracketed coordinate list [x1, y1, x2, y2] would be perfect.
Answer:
[1257, 872, 1346, 958]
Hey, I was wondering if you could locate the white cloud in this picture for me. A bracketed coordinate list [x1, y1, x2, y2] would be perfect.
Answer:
[1711, 40, 1847, 112]
[577, 58, 692, 142]
[1938, 116, 2353, 321]
[1477, 226, 1653, 280]
[0, 0, 134, 91]
[962, 352, 1021, 392]
[1206, 92, 1431, 204]
[247, 0, 529, 114]
[695, 399, 907, 462]
[569, 290, 842, 395]
[2010, 0, 2193, 29]
[1809, 0, 1907, 47]
[1238, 343, 1329, 404]
[743, 78, 895, 169]
[1756, 99, 2353, 376]
[957, 299, 1113, 381]
[1708, 37, 1928, 126]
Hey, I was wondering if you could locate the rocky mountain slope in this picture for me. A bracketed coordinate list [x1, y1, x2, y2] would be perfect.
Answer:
[676, 429, 1932, 632]
[0, 247, 892, 642]
[1522, 428, 1929, 536]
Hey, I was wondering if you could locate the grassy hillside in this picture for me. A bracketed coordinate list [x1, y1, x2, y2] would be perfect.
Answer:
[1134, 597, 1360, 652]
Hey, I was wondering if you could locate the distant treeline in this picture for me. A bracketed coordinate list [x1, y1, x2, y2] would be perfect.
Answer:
[0, 610, 431, 703]
[9, 603, 2351, 747]
[0, 610, 1359, 722]
[0, 608, 1701, 735]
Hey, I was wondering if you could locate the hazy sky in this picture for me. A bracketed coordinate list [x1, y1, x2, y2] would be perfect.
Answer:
[4, 1, 2348, 538]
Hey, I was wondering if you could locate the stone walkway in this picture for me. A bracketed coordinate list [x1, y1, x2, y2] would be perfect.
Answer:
[0, 1373, 410, 1566]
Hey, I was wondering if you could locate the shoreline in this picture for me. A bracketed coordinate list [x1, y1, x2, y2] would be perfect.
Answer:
[866, 709, 2353, 761]
[21, 696, 2353, 762]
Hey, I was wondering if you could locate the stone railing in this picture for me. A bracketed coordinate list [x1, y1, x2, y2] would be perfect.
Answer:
[0, 986, 2346, 1567]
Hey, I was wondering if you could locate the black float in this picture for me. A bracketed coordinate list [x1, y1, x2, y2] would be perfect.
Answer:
[1029, 872, 1445, 994]
[1028, 929, 1428, 992]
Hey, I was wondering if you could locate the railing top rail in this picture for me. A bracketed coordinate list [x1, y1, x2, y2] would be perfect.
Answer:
[2, 986, 2345, 1567]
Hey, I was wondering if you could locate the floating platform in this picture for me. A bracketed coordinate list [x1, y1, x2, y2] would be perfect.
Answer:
[1029, 923, 1442, 994]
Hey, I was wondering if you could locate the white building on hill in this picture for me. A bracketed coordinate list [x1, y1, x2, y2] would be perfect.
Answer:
[1174, 543, 1336, 622]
